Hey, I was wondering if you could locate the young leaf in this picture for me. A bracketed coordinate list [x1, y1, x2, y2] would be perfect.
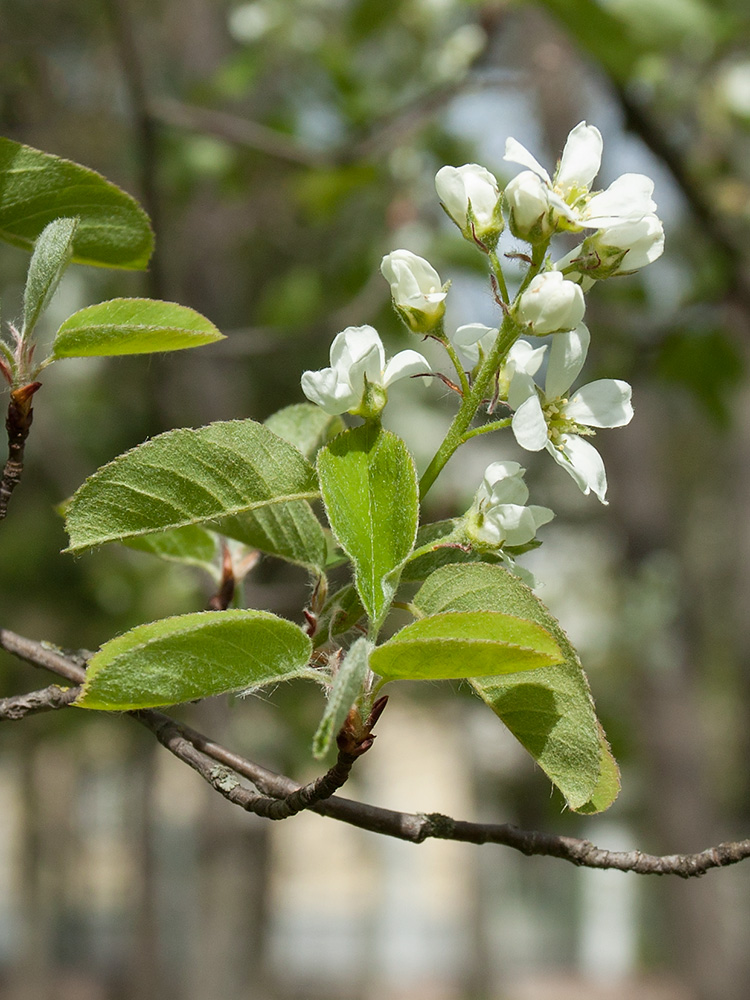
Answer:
[313, 584, 366, 648]
[218, 502, 327, 571]
[312, 637, 372, 760]
[23, 217, 78, 337]
[65, 419, 320, 552]
[51, 298, 224, 358]
[122, 524, 220, 578]
[369, 611, 562, 681]
[0, 137, 153, 269]
[265, 404, 345, 461]
[75, 609, 315, 710]
[413, 562, 619, 813]
[317, 425, 418, 629]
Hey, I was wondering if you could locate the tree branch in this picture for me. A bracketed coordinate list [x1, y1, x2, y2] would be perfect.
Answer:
[0, 383, 41, 521]
[0, 683, 81, 721]
[3, 625, 750, 877]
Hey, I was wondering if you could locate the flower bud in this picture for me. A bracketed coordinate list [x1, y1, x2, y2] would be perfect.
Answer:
[515, 271, 585, 336]
[579, 215, 665, 278]
[380, 249, 447, 333]
[435, 163, 503, 247]
[504, 170, 554, 243]
[464, 461, 553, 549]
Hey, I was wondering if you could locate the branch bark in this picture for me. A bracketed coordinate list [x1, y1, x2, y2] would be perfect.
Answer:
[3, 625, 750, 878]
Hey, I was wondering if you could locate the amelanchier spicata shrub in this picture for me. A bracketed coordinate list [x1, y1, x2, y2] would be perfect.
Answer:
[0, 123, 664, 814]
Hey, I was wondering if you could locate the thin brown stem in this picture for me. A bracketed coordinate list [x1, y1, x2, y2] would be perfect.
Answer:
[0, 383, 41, 521]
[0, 684, 81, 721]
[3, 625, 750, 877]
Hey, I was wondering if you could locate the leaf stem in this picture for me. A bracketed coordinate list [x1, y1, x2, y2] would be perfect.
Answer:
[460, 417, 512, 442]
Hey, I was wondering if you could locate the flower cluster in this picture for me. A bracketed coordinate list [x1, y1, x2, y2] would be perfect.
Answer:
[300, 121, 663, 578]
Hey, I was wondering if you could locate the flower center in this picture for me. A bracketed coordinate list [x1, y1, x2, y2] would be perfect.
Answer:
[543, 397, 595, 447]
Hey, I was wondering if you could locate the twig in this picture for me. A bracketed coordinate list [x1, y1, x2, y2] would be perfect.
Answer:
[0, 382, 41, 521]
[0, 684, 81, 721]
[3, 625, 750, 877]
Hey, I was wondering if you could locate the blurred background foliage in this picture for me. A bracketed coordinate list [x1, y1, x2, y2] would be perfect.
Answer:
[3, 0, 750, 998]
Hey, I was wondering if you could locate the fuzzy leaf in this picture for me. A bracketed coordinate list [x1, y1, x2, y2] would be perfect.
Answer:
[265, 404, 345, 461]
[65, 419, 320, 552]
[122, 524, 220, 577]
[51, 298, 224, 358]
[0, 137, 153, 269]
[75, 609, 314, 710]
[414, 563, 619, 813]
[23, 217, 78, 336]
[312, 637, 371, 760]
[218, 502, 327, 570]
[317, 425, 418, 629]
[370, 611, 562, 681]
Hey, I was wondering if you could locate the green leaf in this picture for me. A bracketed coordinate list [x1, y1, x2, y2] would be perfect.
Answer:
[23, 217, 78, 337]
[265, 404, 345, 461]
[218, 502, 327, 570]
[122, 524, 220, 577]
[75, 609, 314, 710]
[312, 637, 371, 760]
[317, 425, 418, 629]
[370, 611, 562, 681]
[0, 137, 153, 269]
[401, 520, 505, 582]
[414, 563, 619, 813]
[65, 419, 320, 552]
[314, 584, 366, 648]
[51, 298, 224, 358]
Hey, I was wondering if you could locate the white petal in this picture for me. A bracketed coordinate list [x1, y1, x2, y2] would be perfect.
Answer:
[547, 435, 608, 503]
[583, 174, 656, 227]
[507, 370, 538, 411]
[506, 339, 547, 378]
[483, 461, 529, 506]
[503, 136, 551, 184]
[512, 394, 548, 452]
[301, 367, 359, 415]
[487, 504, 539, 546]
[455, 322, 495, 348]
[555, 122, 603, 192]
[545, 323, 590, 399]
[565, 379, 633, 428]
[529, 505, 555, 530]
[330, 325, 384, 374]
[383, 349, 432, 386]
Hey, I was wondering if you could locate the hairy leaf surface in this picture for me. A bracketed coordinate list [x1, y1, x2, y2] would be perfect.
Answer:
[370, 611, 562, 681]
[76, 610, 314, 710]
[65, 420, 320, 551]
[0, 137, 153, 269]
[414, 563, 619, 812]
[317, 425, 418, 629]
[52, 298, 224, 358]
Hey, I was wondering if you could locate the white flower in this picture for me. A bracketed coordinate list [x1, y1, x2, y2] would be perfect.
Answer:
[467, 461, 554, 548]
[504, 170, 554, 242]
[508, 324, 633, 503]
[504, 121, 658, 234]
[380, 249, 447, 333]
[301, 325, 431, 416]
[452, 323, 497, 367]
[435, 163, 502, 243]
[516, 271, 586, 335]
[557, 214, 665, 282]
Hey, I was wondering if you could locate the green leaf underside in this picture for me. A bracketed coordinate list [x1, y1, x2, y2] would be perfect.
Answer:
[265, 404, 346, 461]
[401, 520, 504, 582]
[51, 298, 224, 358]
[314, 584, 366, 648]
[0, 137, 153, 269]
[23, 217, 78, 336]
[317, 425, 419, 628]
[414, 563, 619, 813]
[65, 419, 320, 552]
[122, 524, 219, 576]
[370, 611, 562, 681]
[76, 610, 314, 710]
[312, 637, 371, 760]
[218, 502, 327, 570]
